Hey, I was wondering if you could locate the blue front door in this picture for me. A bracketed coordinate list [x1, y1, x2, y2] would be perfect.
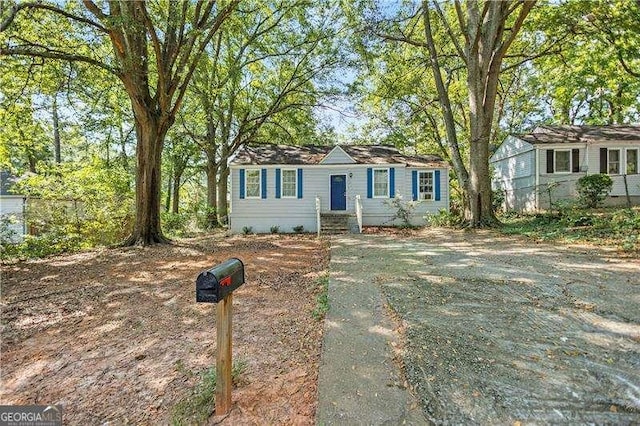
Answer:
[330, 175, 347, 211]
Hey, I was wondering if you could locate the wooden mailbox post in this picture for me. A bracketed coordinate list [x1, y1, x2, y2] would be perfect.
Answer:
[196, 258, 245, 416]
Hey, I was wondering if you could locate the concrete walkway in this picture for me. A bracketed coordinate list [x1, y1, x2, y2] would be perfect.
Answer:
[316, 235, 427, 425]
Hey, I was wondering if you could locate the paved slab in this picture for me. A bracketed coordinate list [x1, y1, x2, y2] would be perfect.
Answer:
[316, 235, 427, 425]
[318, 230, 640, 424]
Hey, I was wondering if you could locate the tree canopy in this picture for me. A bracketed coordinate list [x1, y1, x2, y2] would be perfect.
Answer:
[1, 0, 638, 254]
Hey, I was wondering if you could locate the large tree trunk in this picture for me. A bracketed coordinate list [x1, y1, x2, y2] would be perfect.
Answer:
[52, 95, 61, 164]
[165, 172, 172, 212]
[124, 113, 169, 245]
[217, 162, 229, 225]
[205, 152, 219, 228]
[171, 171, 180, 214]
[467, 64, 499, 226]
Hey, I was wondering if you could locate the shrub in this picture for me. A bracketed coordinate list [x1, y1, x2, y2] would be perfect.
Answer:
[492, 188, 505, 213]
[242, 226, 253, 235]
[384, 194, 417, 228]
[0, 216, 19, 245]
[270, 225, 279, 234]
[610, 208, 640, 231]
[196, 206, 218, 230]
[293, 225, 304, 233]
[576, 174, 613, 208]
[539, 181, 561, 214]
[5, 159, 134, 259]
[426, 209, 464, 227]
[162, 212, 189, 235]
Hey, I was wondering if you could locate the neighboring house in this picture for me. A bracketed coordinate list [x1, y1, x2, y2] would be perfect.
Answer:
[228, 144, 449, 234]
[491, 125, 640, 212]
[0, 171, 27, 242]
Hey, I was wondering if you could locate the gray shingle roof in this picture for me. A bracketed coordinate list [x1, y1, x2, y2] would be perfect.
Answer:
[230, 144, 447, 168]
[516, 125, 640, 144]
[0, 171, 20, 196]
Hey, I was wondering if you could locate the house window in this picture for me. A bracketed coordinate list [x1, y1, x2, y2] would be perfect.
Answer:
[245, 169, 260, 198]
[373, 168, 389, 197]
[281, 169, 297, 197]
[419, 171, 433, 200]
[608, 149, 621, 174]
[627, 149, 638, 174]
[554, 150, 571, 173]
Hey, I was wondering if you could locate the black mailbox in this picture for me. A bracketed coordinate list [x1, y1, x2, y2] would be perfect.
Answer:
[196, 258, 245, 303]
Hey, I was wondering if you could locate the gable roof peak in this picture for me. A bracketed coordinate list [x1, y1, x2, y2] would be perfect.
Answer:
[320, 145, 356, 164]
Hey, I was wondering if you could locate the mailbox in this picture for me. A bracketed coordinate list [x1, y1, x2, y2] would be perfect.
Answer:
[196, 258, 245, 303]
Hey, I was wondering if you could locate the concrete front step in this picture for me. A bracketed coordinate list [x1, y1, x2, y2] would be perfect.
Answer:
[320, 213, 354, 235]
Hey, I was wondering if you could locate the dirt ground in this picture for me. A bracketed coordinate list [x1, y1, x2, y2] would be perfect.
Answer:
[1, 234, 329, 424]
[360, 229, 640, 424]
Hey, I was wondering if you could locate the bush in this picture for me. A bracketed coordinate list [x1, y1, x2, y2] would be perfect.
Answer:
[162, 212, 189, 235]
[270, 225, 280, 234]
[492, 188, 505, 213]
[196, 206, 218, 230]
[576, 174, 613, 208]
[242, 226, 253, 235]
[384, 195, 417, 227]
[293, 225, 304, 233]
[4, 159, 134, 260]
[0, 216, 19, 245]
[610, 208, 640, 231]
[426, 209, 464, 227]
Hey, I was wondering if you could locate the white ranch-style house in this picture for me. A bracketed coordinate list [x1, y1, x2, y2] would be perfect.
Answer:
[491, 125, 640, 212]
[228, 144, 450, 234]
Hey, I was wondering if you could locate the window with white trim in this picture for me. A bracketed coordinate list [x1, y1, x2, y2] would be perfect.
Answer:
[608, 149, 621, 174]
[418, 171, 433, 200]
[627, 148, 638, 174]
[245, 169, 260, 198]
[554, 150, 571, 173]
[373, 168, 389, 197]
[281, 169, 297, 197]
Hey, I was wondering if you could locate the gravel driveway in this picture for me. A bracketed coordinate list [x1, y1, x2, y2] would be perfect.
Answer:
[341, 229, 640, 424]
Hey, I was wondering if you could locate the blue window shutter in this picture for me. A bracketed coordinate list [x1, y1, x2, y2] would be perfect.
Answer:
[275, 168, 281, 199]
[261, 168, 267, 199]
[434, 170, 441, 201]
[367, 168, 372, 198]
[239, 169, 245, 199]
[412, 171, 418, 201]
[297, 168, 303, 199]
[389, 167, 395, 198]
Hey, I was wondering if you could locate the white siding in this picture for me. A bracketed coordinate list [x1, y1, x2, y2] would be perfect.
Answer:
[490, 136, 536, 212]
[0, 195, 26, 242]
[229, 164, 449, 233]
[492, 135, 640, 212]
[586, 142, 640, 197]
[319, 146, 356, 164]
[537, 141, 640, 208]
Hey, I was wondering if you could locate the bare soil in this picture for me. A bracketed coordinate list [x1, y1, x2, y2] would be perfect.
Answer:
[1, 234, 329, 425]
[365, 229, 640, 424]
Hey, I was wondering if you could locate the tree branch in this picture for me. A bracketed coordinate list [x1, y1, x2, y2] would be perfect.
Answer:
[1, 2, 108, 33]
[1, 46, 115, 75]
[376, 32, 428, 48]
[432, 1, 467, 64]
[498, 0, 536, 59]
